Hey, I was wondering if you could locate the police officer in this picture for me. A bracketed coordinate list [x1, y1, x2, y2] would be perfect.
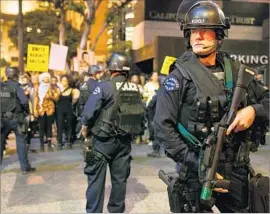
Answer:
[155, 0, 269, 212]
[0, 67, 36, 174]
[81, 52, 144, 213]
[77, 66, 101, 117]
[147, 74, 167, 158]
[76, 65, 103, 137]
[87, 65, 103, 92]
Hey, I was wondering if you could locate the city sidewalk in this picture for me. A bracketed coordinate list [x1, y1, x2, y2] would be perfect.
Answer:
[1, 136, 269, 213]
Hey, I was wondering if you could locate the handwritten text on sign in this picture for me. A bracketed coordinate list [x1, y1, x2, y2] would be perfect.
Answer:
[27, 44, 49, 72]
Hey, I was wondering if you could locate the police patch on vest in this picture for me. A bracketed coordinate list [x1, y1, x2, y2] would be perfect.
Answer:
[93, 87, 101, 95]
[164, 78, 179, 91]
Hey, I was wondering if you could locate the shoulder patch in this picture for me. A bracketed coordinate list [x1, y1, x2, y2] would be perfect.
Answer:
[164, 77, 179, 91]
[93, 87, 101, 95]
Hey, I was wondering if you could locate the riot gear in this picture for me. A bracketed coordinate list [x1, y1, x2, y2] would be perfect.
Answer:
[177, 0, 230, 39]
[88, 65, 102, 76]
[5, 66, 20, 81]
[107, 52, 131, 72]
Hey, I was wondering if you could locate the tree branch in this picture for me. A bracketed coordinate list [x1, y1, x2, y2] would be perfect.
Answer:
[90, 22, 108, 52]
[95, 0, 102, 11]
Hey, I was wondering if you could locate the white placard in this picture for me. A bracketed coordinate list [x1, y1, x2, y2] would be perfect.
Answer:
[48, 44, 68, 71]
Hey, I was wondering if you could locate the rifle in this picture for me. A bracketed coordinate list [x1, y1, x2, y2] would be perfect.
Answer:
[200, 64, 255, 207]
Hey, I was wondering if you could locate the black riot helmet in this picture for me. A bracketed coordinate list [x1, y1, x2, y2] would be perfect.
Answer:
[107, 52, 131, 72]
[179, 0, 230, 39]
[5, 66, 20, 81]
[88, 65, 102, 76]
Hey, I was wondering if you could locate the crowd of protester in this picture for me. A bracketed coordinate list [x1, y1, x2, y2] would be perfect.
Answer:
[2, 66, 167, 156]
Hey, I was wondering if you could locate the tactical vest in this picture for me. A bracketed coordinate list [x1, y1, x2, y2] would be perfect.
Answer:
[0, 82, 18, 116]
[91, 80, 145, 138]
[175, 52, 240, 145]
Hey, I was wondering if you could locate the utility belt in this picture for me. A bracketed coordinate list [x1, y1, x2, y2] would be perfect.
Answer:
[92, 118, 130, 139]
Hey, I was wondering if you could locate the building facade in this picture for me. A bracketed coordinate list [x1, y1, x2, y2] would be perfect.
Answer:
[131, 0, 269, 85]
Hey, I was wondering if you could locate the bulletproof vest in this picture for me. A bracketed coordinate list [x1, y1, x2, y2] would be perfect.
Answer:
[175, 51, 239, 142]
[91, 80, 145, 138]
[0, 82, 17, 115]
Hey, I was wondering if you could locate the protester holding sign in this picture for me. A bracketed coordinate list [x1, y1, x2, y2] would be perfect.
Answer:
[34, 72, 60, 152]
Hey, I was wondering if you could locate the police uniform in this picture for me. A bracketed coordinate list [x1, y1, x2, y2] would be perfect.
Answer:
[81, 53, 144, 213]
[154, 1, 269, 213]
[1, 78, 35, 173]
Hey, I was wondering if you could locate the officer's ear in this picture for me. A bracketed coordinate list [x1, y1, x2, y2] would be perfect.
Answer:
[216, 40, 223, 50]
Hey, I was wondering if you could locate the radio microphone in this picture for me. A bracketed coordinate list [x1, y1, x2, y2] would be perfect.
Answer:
[202, 45, 215, 49]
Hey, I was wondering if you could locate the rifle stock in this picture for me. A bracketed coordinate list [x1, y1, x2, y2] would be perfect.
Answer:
[200, 64, 255, 205]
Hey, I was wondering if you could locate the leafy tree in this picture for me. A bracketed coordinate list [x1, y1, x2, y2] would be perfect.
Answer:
[109, 41, 132, 55]
[8, 10, 80, 59]
[91, 0, 133, 52]
[0, 58, 11, 67]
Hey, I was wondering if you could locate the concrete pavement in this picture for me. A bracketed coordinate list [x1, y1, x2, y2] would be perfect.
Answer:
[1, 136, 269, 213]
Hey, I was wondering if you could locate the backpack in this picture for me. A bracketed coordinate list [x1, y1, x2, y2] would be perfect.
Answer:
[0, 82, 17, 114]
[112, 81, 145, 136]
[249, 173, 269, 213]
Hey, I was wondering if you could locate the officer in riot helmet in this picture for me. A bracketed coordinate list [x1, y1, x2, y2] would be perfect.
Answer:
[81, 52, 145, 213]
[88, 65, 103, 89]
[0, 66, 36, 174]
[155, 0, 269, 213]
[75, 65, 103, 137]
[76, 65, 102, 118]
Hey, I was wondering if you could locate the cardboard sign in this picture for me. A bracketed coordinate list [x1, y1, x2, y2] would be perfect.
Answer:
[160, 56, 176, 75]
[26, 44, 49, 72]
[48, 44, 68, 71]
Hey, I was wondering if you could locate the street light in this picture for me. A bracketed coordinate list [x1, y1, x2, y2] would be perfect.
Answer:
[37, 28, 41, 33]
[26, 27, 32, 32]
